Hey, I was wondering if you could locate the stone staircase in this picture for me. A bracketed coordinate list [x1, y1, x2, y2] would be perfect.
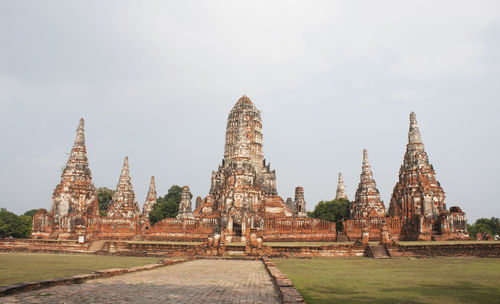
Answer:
[366, 245, 391, 259]
[87, 240, 107, 252]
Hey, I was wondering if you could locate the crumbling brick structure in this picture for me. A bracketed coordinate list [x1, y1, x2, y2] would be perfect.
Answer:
[31, 103, 467, 243]
[32, 119, 99, 240]
[193, 96, 334, 242]
[32, 96, 336, 242]
[343, 113, 468, 242]
[387, 112, 468, 241]
[343, 149, 395, 241]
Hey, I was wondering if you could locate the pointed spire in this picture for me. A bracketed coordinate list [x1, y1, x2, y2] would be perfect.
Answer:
[353, 149, 385, 219]
[74, 118, 85, 148]
[235, 95, 254, 106]
[64, 118, 89, 173]
[362, 149, 371, 174]
[335, 172, 348, 200]
[408, 112, 423, 145]
[51, 117, 98, 222]
[142, 176, 157, 217]
[147, 176, 156, 197]
[107, 156, 140, 218]
[119, 156, 130, 185]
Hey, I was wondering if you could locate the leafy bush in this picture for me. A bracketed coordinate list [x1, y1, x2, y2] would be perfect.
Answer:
[149, 185, 191, 225]
[309, 199, 350, 231]
[0, 208, 33, 238]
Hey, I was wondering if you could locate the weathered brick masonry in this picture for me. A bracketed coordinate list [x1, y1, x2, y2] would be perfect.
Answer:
[31, 99, 468, 245]
[32, 96, 335, 243]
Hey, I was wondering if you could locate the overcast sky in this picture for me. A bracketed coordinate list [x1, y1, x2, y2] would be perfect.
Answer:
[1, 1, 499, 222]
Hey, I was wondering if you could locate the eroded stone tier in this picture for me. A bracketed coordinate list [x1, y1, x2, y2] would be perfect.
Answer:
[352, 149, 386, 219]
[388, 112, 446, 221]
[293, 186, 307, 218]
[50, 118, 99, 224]
[107, 157, 141, 218]
[177, 186, 194, 219]
[207, 96, 280, 216]
[142, 176, 157, 218]
[335, 172, 348, 201]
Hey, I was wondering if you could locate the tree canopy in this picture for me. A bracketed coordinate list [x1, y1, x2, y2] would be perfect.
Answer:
[0, 208, 33, 238]
[97, 187, 115, 216]
[149, 185, 190, 225]
[467, 217, 500, 238]
[309, 199, 350, 231]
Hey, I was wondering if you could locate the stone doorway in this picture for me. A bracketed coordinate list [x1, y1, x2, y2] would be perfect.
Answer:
[233, 223, 242, 237]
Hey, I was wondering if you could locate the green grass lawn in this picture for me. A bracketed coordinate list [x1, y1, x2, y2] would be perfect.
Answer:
[273, 257, 500, 304]
[264, 242, 350, 247]
[264, 241, 498, 247]
[0, 253, 160, 286]
[126, 241, 202, 245]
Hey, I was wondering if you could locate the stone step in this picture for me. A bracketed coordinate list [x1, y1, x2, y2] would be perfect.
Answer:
[367, 245, 390, 259]
[87, 240, 107, 252]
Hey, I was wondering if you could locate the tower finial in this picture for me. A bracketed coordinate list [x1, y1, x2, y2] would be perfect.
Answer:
[362, 149, 370, 172]
[74, 118, 85, 148]
[408, 112, 423, 145]
[121, 156, 130, 180]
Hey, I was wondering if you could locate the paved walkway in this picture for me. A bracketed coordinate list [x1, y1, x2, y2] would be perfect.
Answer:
[0, 260, 280, 304]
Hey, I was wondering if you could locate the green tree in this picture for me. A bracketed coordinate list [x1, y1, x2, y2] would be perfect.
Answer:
[468, 217, 500, 238]
[97, 187, 115, 216]
[149, 185, 189, 225]
[310, 199, 350, 232]
[23, 209, 39, 218]
[0, 208, 31, 238]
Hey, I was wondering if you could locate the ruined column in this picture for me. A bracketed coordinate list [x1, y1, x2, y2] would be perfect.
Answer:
[293, 186, 307, 218]
[177, 186, 194, 219]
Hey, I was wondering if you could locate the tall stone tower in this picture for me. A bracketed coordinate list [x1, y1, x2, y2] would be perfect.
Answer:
[388, 112, 446, 222]
[142, 176, 157, 219]
[335, 172, 348, 201]
[200, 96, 289, 236]
[351, 149, 386, 219]
[209, 96, 278, 211]
[50, 118, 99, 225]
[107, 157, 141, 218]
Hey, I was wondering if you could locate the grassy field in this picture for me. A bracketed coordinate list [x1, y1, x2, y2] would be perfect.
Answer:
[273, 257, 500, 304]
[0, 253, 160, 286]
[264, 241, 498, 247]
[126, 240, 202, 245]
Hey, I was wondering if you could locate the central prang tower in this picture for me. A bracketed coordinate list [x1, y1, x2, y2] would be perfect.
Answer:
[197, 96, 291, 238]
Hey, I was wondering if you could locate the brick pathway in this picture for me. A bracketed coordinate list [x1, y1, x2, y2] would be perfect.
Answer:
[0, 259, 280, 304]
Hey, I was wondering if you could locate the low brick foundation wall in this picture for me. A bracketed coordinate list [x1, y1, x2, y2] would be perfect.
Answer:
[389, 243, 500, 258]
[262, 257, 305, 303]
[2, 239, 499, 258]
[265, 244, 366, 258]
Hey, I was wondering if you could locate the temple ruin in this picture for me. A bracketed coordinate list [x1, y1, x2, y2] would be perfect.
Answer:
[387, 112, 468, 240]
[32, 98, 467, 243]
